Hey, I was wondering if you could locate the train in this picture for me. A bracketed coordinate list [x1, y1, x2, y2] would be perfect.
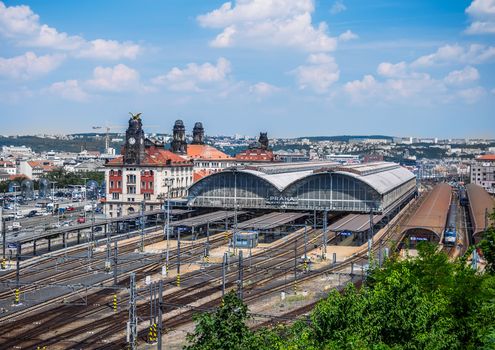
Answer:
[459, 188, 468, 206]
[444, 203, 457, 246]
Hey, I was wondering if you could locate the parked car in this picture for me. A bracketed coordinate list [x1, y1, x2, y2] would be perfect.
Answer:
[66, 206, 76, 212]
[25, 210, 38, 218]
[77, 217, 86, 224]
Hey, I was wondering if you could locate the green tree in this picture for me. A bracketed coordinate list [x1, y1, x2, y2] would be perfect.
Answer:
[478, 211, 495, 274]
[44, 168, 104, 188]
[185, 244, 495, 350]
[185, 291, 255, 350]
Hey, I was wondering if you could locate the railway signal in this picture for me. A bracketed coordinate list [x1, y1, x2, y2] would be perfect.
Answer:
[113, 294, 117, 312]
[36, 347, 47, 350]
[14, 288, 19, 304]
[1, 258, 5, 269]
[176, 273, 181, 287]
[148, 323, 157, 343]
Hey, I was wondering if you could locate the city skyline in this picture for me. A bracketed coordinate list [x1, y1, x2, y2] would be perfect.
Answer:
[1, 0, 494, 138]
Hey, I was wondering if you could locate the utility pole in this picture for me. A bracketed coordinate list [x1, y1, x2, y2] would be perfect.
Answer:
[322, 209, 327, 260]
[164, 180, 171, 275]
[16, 244, 20, 290]
[177, 227, 181, 287]
[233, 169, 238, 255]
[304, 225, 308, 261]
[128, 273, 137, 349]
[369, 209, 374, 241]
[293, 239, 297, 293]
[149, 282, 155, 327]
[140, 200, 145, 252]
[237, 249, 243, 300]
[106, 220, 111, 270]
[206, 221, 210, 256]
[113, 240, 118, 285]
[1, 208, 5, 260]
[222, 252, 227, 297]
[157, 281, 163, 350]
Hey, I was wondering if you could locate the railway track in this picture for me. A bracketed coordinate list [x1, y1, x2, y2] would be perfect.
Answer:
[0, 228, 315, 348]
[1, 199, 419, 349]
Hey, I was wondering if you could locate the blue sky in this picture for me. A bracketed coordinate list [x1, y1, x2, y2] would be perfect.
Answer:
[0, 0, 494, 138]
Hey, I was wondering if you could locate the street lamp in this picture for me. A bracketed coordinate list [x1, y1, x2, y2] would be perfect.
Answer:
[163, 178, 172, 274]
[81, 177, 89, 203]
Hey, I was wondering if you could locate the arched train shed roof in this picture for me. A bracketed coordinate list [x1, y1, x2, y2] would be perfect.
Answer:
[187, 161, 416, 212]
[466, 183, 495, 239]
[401, 183, 452, 238]
[213, 161, 415, 195]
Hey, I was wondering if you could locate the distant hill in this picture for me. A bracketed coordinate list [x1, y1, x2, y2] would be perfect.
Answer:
[0, 135, 109, 153]
[298, 135, 395, 142]
[1, 133, 396, 154]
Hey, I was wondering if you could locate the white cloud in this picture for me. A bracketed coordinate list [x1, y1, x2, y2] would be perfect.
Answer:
[292, 53, 340, 93]
[338, 29, 358, 42]
[465, 0, 495, 34]
[197, 0, 337, 52]
[249, 82, 280, 96]
[151, 57, 231, 92]
[344, 75, 378, 101]
[444, 66, 479, 85]
[377, 61, 408, 78]
[86, 64, 140, 92]
[46, 80, 88, 101]
[344, 72, 448, 104]
[345, 63, 485, 105]
[330, 0, 346, 14]
[412, 44, 495, 67]
[0, 51, 64, 79]
[344, 42, 491, 105]
[77, 39, 140, 60]
[457, 86, 486, 103]
[0, 1, 140, 60]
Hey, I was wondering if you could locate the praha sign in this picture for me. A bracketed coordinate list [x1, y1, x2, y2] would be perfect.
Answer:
[265, 196, 298, 206]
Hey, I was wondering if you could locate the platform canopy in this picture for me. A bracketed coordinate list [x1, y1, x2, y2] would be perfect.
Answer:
[328, 213, 384, 233]
[237, 212, 307, 230]
[170, 210, 245, 228]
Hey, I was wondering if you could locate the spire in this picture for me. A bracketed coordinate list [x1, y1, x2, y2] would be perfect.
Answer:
[170, 120, 187, 154]
[192, 122, 205, 145]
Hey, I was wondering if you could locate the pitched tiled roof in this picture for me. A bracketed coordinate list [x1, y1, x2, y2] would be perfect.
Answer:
[106, 146, 192, 166]
[476, 154, 495, 161]
[187, 144, 232, 160]
[235, 148, 274, 161]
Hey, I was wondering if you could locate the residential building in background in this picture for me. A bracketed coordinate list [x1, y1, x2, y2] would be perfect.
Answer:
[471, 154, 495, 194]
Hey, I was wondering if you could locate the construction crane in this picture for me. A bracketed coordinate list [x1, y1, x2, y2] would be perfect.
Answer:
[92, 125, 125, 154]
[93, 119, 161, 153]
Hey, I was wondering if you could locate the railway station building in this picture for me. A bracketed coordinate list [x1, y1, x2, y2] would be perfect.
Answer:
[187, 161, 417, 214]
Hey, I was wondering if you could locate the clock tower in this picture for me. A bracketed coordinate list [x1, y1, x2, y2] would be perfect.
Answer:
[124, 113, 146, 164]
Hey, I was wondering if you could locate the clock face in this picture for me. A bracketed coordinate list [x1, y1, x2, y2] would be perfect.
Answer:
[128, 137, 136, 145]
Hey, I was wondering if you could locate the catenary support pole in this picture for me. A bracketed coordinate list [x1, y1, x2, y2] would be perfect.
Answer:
[128, 273, 137, 349]
[238, 249, 243, 300]
[222, 252, 227, 297]
[113, 240, 118, 285]
[157, 280, 163, 350]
